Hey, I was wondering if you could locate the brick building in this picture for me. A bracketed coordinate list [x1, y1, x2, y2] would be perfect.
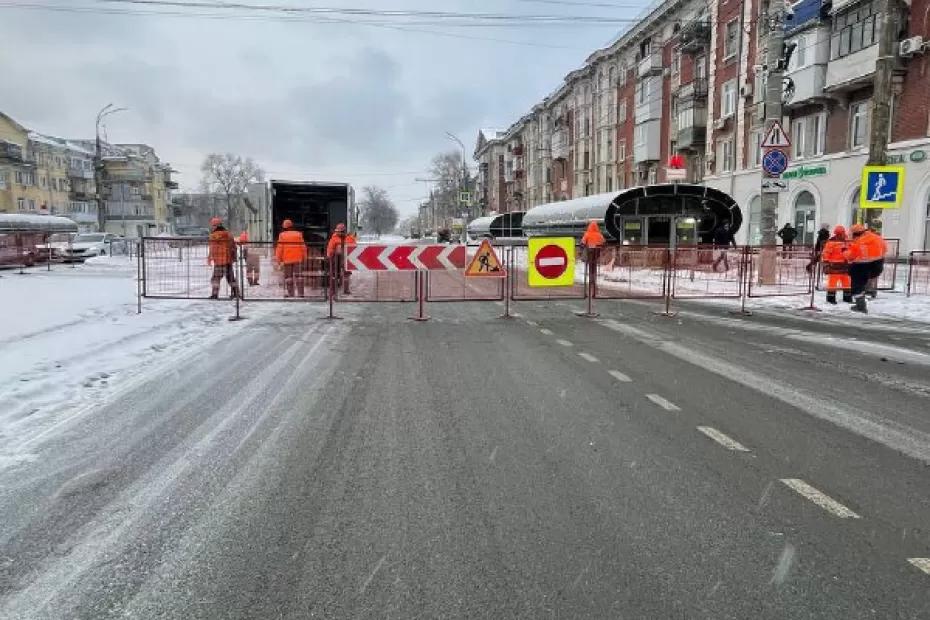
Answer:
[474, 0, 930, 252]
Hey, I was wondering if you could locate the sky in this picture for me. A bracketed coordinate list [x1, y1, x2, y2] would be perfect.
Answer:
[0, 0, 654, 217]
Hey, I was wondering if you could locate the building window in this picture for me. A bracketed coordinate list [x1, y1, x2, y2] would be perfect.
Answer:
[15, 170, 35, 186]
[793, 119, 807, 159]
[17, 198, 25, 211]
[750, 131, 763, 167]
[830, 1, 877, 60]
[695, 55, 707, 80]
[790, 33, 809, 71]
[718, 137, 735, 172]
[794, 191, 817, 244]
[678, 106, 694, 130]
[635, 124, 646, 145]
[850, 101, 870, 148]
[724, 20, 739, 59]
[637, 79, 650, 105]
[672, 49, 680, 75]
[618, 101, 627, 122]
[721, 79, 737, 117]
[812, 113, 826, 155]
[647, 167, 657, 184]
[41, 176, 47, 188]
[618, 140, 627, 161]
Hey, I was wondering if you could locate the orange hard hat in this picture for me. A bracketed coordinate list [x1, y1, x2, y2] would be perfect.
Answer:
[335, 223, 346, 232]
[832, 225, 846, 237]
[210, 217, 222, 227]
[282, 219, 293, 229]
[850, 223, 866, 235]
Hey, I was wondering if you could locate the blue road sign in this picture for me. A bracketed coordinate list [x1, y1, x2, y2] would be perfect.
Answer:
[762, 149, 789, 177]
[860, 165, 905, 209]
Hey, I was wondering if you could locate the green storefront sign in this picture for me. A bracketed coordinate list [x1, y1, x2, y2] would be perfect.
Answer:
[782, 164, 829, 180]
[887, 149, 927, 164]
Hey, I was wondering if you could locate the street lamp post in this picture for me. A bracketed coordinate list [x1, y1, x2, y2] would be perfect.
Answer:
[445, 132, 468, 243]
[95, 103, 127, 233]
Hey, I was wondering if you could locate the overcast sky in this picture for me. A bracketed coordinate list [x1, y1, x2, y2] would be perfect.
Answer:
[0, 0, 652, 216]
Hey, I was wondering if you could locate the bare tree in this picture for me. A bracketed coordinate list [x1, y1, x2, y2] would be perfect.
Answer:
[359, 186, 399, 237]
[200, 153, 264, 231]
[429, 150, 471, 226]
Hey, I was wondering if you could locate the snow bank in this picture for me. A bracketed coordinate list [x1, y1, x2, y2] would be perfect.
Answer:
[0, 262, 260, 469]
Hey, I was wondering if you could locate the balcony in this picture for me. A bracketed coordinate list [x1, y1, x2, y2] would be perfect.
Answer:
[677, 126, 707, 150]
[633, 120, 661, 163]
[1, 141, 25, 162]
[69, 166, 94, 180]
[637, 51, 663, 78]
[785, 64, 828, 107]
[69, 190, 92, 200]
[825, 45, 878, 92]
[635, 95, 662, 123]
[679, 20, 711, 55]
[677, 78, 708, 101]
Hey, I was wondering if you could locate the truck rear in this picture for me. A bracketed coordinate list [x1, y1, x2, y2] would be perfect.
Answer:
[270, 181, 355, 244]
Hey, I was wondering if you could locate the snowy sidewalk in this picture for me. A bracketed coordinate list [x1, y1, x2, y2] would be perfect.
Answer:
[0, 257, 259, 468]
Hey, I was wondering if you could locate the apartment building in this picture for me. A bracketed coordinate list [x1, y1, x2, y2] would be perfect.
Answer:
[475, 0, 930, 252]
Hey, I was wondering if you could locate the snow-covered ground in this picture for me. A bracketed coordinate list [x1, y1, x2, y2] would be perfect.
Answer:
[0, 257, 261, 469]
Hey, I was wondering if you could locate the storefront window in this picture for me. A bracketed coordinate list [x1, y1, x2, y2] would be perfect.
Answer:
[748, 196, 762, 245]
[794, 191, 817, 245]
[850, 188, 883, 235]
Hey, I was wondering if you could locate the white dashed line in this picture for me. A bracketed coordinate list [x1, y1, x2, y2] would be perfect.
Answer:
[696, 426, 751, 452]
[645, 394, 680, 411]
[907, 558, 930, 575]
[578, 352, 599, 363]
[526, 320, 538, 327]
[540, 328, 553, 336]
[779, 479, 861, 519]
[556, 339, 573, 347]
[609, 370, 632, 382]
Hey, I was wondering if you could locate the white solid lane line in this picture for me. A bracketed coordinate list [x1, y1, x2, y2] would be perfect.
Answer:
[556, 339, 573, 347]
[609, 370, 632, 383]
[696, 426, 751, 452]
[578, 352, 599, 363]
[907, 558, 930, 575]
[645, 394, 681, 411]
[526, 320, 538, 326]
[779, 479, 861, 519]
[540, 328, 553, 335]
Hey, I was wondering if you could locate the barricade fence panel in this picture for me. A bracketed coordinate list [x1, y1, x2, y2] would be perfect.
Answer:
[509, 243, 588, 300]
[0, 231, 72, 269]
[142, 237, 232, 299]
[670, 245, 744, 299]
[878, 238, 900, 291]
[426, 243, 505, 302]
[594, 245, 668, 300]
[746, 246, 814, 298]
[239, 241, 327, 301]
[907, 251, 930, 297]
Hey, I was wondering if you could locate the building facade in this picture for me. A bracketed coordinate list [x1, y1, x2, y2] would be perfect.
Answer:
[474, 0, 930, 252]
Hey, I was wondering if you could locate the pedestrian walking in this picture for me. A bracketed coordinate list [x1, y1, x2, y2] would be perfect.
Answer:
[807, 223, 831, 273]
[844, 224, 885, 313]
[711, 222, 737, 272]
[275, 219, 308, 297]
[239, 232, 261, 286]
[821, 226, 852, 304]
[777, 222, 798, 252]
[207, 217, 239, 300]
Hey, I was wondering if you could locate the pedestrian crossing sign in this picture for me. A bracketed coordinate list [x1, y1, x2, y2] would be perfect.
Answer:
[860, 165, 905, 209]
[465, 239, 505, 277]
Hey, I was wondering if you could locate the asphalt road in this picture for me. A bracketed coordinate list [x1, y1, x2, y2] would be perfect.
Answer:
[2, 296, 930, 619]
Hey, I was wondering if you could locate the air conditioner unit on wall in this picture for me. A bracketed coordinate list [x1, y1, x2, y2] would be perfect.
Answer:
[899, 36, 925, 57]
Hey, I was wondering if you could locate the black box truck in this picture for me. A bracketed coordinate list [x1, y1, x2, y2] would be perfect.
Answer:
[270, 180, 355, 244]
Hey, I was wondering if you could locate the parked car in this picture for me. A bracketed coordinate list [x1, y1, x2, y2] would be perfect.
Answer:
[59, 233, 114, 262]
[35, 232, 76, 260]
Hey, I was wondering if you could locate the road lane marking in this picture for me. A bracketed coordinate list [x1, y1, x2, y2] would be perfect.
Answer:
[779, 479, 861, 519]
[556, 339, 573, 347]
[540, 328, 553, 336]
[696, 426, 751, 452]
[609, 370, 632, 382]
[359, 555, 387, 594]
[598, 319, 930, 465]
[646, 394, 680, 411]
[578, 352, 599, 362]
[907, 558, 930, 575]
[526, 320, 538, 326]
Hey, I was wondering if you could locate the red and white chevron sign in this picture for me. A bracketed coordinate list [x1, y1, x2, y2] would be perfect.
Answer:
[346, 245, 468, 271]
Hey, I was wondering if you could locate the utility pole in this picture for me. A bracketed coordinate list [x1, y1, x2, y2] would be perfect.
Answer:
[760, 0, 786, 247]
[445, 132, 469, 243]
[94, 103, 126, 233]
[868, 0, 900, 165]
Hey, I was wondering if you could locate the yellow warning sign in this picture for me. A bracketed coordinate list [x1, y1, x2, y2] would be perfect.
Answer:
[528, 237, 576, 287]
[465, 239, 506, 277]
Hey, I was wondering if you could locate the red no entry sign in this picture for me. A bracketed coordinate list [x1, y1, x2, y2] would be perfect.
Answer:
[534, 243, 569, 279]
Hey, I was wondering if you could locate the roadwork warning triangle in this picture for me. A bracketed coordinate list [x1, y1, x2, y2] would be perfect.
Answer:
[465, 239, 506, 277]
[761, 121, 791, 148]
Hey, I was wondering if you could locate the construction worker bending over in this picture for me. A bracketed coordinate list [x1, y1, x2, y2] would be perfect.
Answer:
[275, 219, 308, 297]
[844, 224, 885, 313]
[208, 217, 240, 300]
[821, 226, 852, 305]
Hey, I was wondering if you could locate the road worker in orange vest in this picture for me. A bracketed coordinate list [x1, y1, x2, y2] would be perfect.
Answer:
[581, 220, 606, 249]
[844, 224, 885, 313]
[208, 217, 240, 300]
[820, 225, 852, 305]
[275, 219, 308, 297]
[326, 223, 351, 293]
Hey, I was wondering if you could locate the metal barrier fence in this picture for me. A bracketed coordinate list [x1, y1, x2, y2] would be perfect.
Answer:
[594, 245, 669, 299]
[746, 246, 815, 298]
[426, 244, 505, 302]
[907, 251, 930, 297]
[240, 241, 328, 302]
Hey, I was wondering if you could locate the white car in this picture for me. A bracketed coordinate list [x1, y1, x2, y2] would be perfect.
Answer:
[35, 233, 76, 260]
[60, 233, 114, 262]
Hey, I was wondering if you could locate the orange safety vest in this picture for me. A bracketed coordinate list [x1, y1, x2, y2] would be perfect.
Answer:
[326, 233, 348, 257]
[275, 229, 307, 265]
[581, 222, 605, 248]
[208, 229, 235, 266]
[845, 231, 884, 263]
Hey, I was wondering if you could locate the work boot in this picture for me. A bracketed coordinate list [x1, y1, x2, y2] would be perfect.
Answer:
[842, 293, 853, 303]
[851, 296, 868, 313]
[826, 292, 837, 304]
[210, 288, 219, 300]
